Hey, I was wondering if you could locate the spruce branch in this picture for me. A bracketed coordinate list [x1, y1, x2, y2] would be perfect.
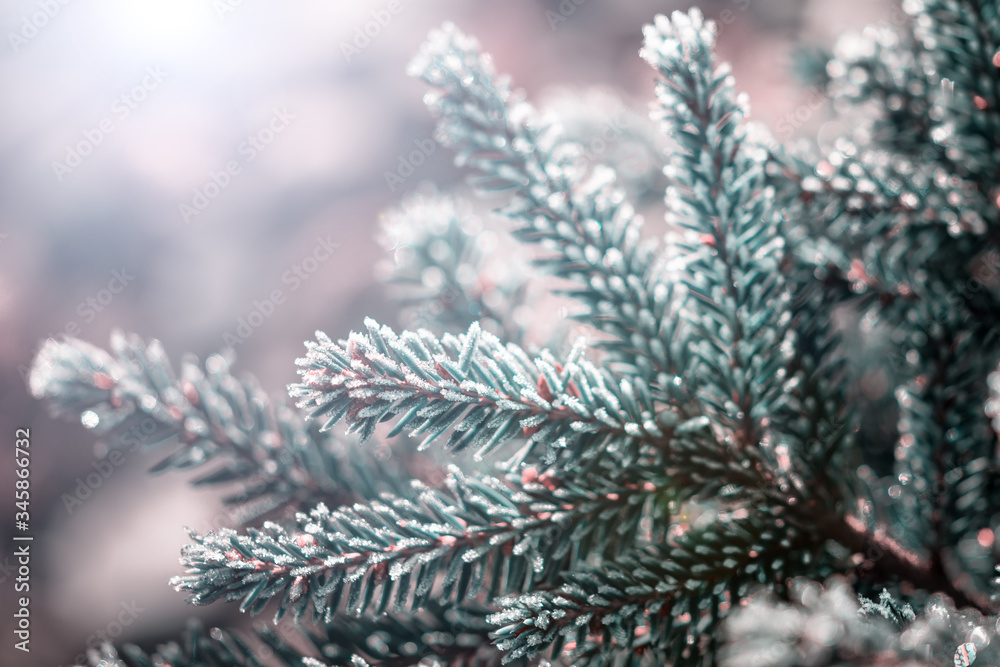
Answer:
[490, 448, 993, 664]
[490, 509, 826, 665]
[409, 23, 678, 386]
[829, 512, 994, 614]
[911, 0, 1000, 192]
[258, 602, 517, 667]
[858, 588, 917, 626]
[542, 88, 668, 205]
[170, 466, 675, 623]
[288, 310, 838, 528]
[33, 2, 1000, 665]
[777, 18, 998, 290]
[889, 327, 1000, 608]
[482, 418, 987, 664]
[767, 30, 995, 311]
[72, 609, 517, 667]
[28, 333, 380, 520]
[723, 576, 1000, 666]
[827, 26, 938, 158]
[844, 203, 1000, 606]
[290, 319, 686, 467]
[378, 191, 529, 341]
[809, 148, 986, 240]
[74, 620, 264, 667]
[642, 10, 793, 449]
[498, 500, 987, 663]
[815, 23, 990, 235]
[777, 22, 993, 240]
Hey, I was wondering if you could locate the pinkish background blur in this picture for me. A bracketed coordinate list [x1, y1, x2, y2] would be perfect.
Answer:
[0, 1, 892, 665]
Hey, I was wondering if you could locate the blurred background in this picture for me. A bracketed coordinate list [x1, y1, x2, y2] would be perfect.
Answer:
[0, 0, 892, 665]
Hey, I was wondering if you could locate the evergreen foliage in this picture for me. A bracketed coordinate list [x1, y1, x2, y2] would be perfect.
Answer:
[29, 332, 400, 522]
[377, 192, 529, 339]
[28, 3, 1000, 665]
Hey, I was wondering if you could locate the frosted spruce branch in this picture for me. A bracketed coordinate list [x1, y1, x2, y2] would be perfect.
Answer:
[75, 608, 514, 667]
[258, 601, 517, 666]
[827, 26, 936, 157]
[171, 466, 674, 623]
[641, 12, 848, 515]
[639, 16, 859, 570]
[410, 24, 679, 388]
[378, 191, 529, 341]
[796, 146, 987, 241]
[290, 318, 699, 468]
[820, 54, 1000, 608]
[722, 576, 1000, 666]
[764, 23, 991, 245]
[889, 328, 1000, 609]
[543, 88, 669, 205]
[490, 510, 823, 665]
[34, 3, 1000, 665]
[830, 19, 1000, 605]
[773, 24, 993, 292]
[490, 501, 985, 664]
[74, 620, 264, 667]
[29, 333, 379, 519]
[912, 0, 1000, 195]
[642, 10, 792, 450]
